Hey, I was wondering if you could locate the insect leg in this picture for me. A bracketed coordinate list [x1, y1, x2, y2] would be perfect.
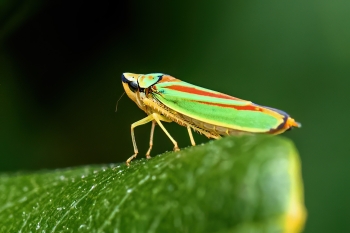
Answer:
[145, 121, 156, 159]
[152, 113, 180, 152]
[126, 114, 154, 166]
[187, 126, 196, 146]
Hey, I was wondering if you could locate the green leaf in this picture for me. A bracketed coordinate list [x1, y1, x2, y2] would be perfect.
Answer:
[0, 135, 306, 232]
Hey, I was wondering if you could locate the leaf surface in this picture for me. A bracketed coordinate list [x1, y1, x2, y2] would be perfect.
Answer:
[0, 135, 306, 233]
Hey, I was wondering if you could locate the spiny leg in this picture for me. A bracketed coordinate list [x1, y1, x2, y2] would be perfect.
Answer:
[187, 126, 196, 146]
[152, 113, 180, 152]
[145, 121, 156, 159]
[126, 114, 154, 166]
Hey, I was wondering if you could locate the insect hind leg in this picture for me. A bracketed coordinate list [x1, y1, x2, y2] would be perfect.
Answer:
[187, 126, 196, 146]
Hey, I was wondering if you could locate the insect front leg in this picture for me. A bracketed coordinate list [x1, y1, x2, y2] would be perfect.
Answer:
[145, 115, 173, 159]
[126, 114, 154, 166]
[152, 113, 180, 152]
[145, 121, 156, 159]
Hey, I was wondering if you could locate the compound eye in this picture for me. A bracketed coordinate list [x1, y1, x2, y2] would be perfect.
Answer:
[128, 81, 139, 92]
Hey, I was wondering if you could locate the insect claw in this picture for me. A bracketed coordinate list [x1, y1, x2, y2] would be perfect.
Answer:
[174, 146, 180, 152]
[145, 146, 153, 158]
[126, 153, 138, 166]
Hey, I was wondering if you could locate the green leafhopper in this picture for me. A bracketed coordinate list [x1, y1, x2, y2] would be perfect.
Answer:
[121, 73, 300, 165]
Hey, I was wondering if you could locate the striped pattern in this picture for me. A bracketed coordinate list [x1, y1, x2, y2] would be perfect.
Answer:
[149, 75, 298, 134]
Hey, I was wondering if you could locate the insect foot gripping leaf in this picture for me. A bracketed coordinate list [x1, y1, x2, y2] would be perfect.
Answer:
[0, 135, 306, 233]
[121, 72, 301, 165]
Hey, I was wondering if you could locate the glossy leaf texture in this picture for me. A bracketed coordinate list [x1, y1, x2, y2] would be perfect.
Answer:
[0, 135, 306, 233]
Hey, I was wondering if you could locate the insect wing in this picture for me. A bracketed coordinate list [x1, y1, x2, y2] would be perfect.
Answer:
[152, 80, 287, 133]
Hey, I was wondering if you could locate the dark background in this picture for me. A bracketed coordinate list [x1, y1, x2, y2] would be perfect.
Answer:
[1, 0, 349, 232]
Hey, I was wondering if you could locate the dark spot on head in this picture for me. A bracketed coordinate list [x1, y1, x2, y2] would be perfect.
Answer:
[121, 74, 129, 83]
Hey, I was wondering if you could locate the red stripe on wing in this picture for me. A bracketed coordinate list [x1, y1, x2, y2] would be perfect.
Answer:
[198, 101, 289, 131]
[197, 101, 263, 111]
[166, 85, 240, 100]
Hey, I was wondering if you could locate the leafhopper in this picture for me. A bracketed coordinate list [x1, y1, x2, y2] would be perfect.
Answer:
[121, 73, 300, 165]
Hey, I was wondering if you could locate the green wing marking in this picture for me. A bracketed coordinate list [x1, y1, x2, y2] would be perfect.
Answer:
[153, 81, 283, 132]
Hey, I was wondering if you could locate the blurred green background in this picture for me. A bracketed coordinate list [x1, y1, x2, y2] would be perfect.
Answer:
[1, 0, 349, 232]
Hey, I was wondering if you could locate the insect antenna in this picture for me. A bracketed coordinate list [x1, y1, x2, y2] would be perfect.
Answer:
[115, 92, 125, 112]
